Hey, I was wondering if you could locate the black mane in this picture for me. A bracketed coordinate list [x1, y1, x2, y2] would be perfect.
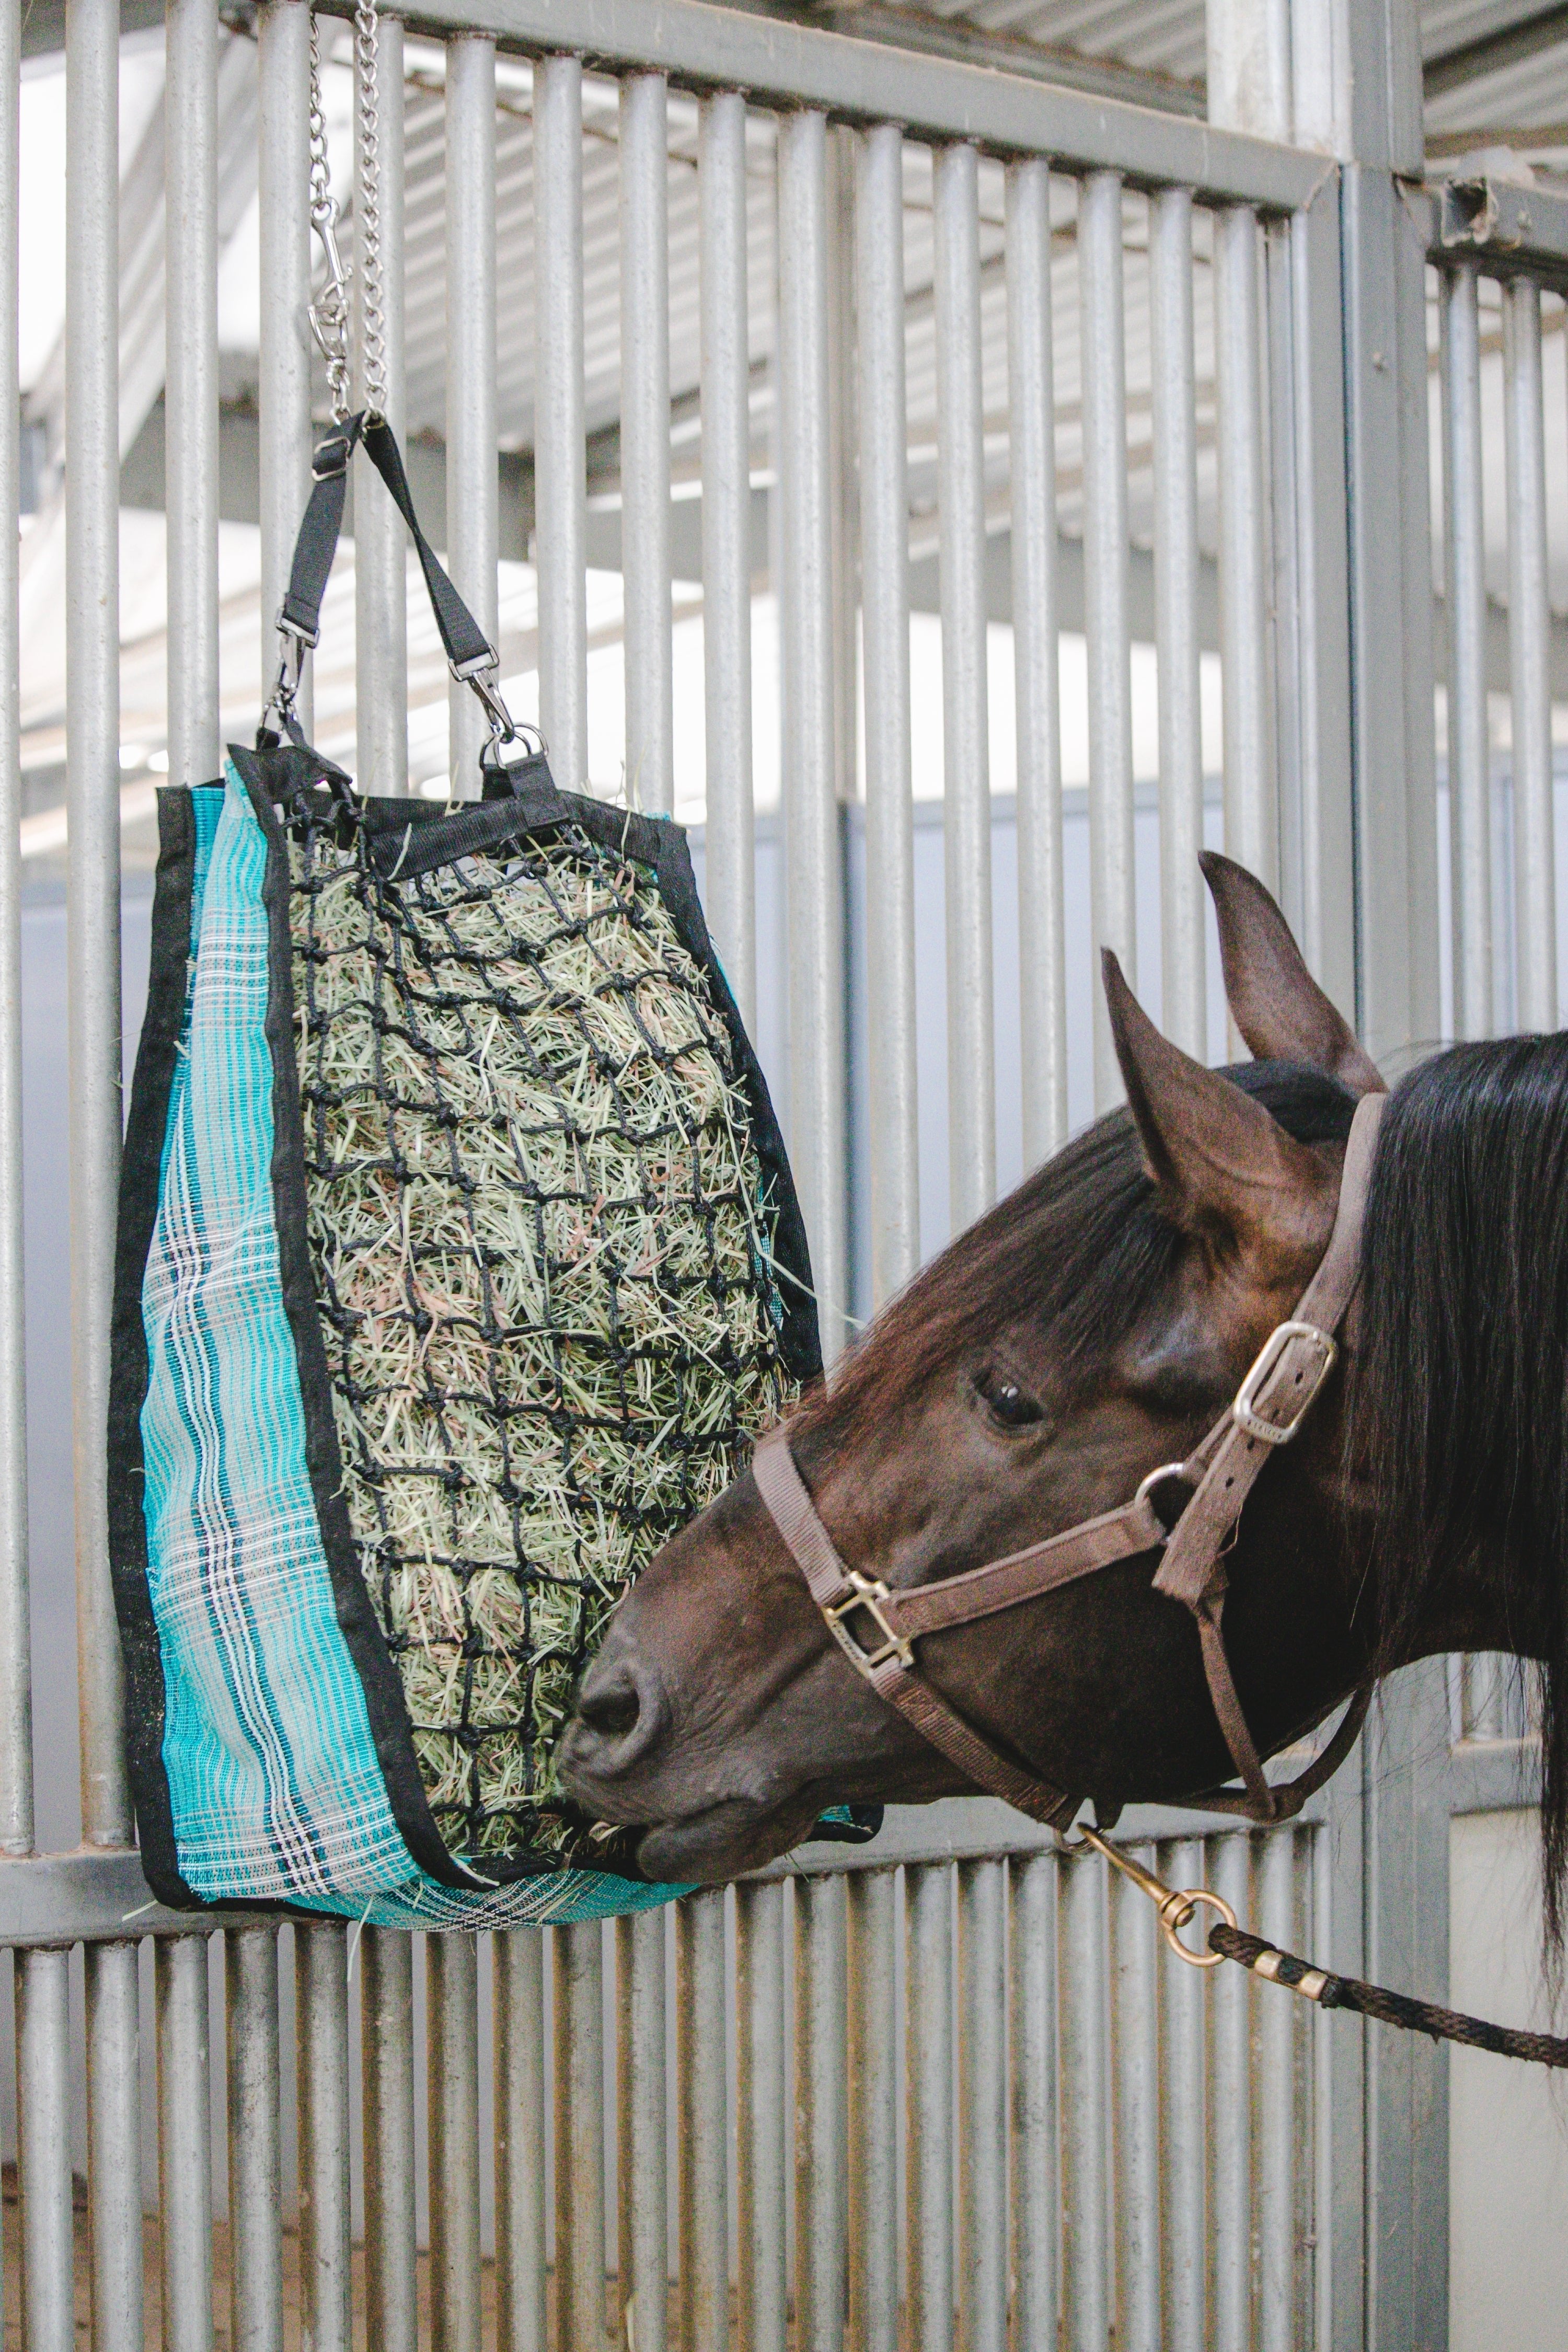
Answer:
[1354, 1034, 1568, 1943]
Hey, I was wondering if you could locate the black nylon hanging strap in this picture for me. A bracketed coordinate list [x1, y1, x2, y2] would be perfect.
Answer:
[275, 413, 497, 679]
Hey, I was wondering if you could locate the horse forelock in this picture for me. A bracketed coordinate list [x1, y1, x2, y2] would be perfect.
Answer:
[1353, 1032, 1568, 1951]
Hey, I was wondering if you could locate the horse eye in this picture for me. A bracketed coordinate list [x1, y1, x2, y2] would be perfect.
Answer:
[975, 1368, 1044, 1431]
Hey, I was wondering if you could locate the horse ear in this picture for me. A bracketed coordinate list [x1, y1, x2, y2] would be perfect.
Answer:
[1199, 851, 1382, 1097]
[1102, 950, 1330, 1260]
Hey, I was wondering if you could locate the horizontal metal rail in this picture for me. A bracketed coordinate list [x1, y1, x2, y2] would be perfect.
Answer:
[1421, 171, 1568, 277]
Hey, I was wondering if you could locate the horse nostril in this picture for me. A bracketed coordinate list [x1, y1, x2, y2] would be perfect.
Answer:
[579, 1670, 641, 1742]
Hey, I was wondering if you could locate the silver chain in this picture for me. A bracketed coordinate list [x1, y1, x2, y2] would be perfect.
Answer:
[306, 14, 352, 422]
[353, 0, 387, 419]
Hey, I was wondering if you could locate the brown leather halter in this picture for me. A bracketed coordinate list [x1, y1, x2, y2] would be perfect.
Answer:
[752, 1090, 1386, 1836]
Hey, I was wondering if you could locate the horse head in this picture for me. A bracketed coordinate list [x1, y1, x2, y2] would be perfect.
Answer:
[557, 861, 1500, 1887]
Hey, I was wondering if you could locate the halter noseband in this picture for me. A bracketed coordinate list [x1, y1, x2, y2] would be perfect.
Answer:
[752, 1090, 1386, 1836]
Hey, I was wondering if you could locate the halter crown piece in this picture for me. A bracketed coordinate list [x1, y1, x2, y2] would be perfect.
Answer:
[753, 1087, 1387, 1835]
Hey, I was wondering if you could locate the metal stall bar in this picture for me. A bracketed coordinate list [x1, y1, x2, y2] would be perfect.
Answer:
[1256, 1829, 1301, 2352]
[17, 1946, 74, 2352]
[1439, 262, 1491, 1042]
[846, 1867, 898, 2352]
[1215, 202, 1276, 891]
[620, 70, 674, 817]
[1006, 154, 1068, 1167]
[735, 1879, 788, 2352]
[1159, 1839, 1207, 2352]
[66, 0, 128, 1851]
[296, 1920, 354, 2352]
[1503, 272, 1558, 1032]
[857, 121, 920, 1299]
[0, 0, 28, 1862]
[1079, 170, 1135, 1109]
[555, 1918, 610, 2352]
[429, 1933, 484, 2352]
[956, 1858, 1008, 2352]
[494, 1930, 547, 2352]
[776, 108, 848, 1356]
[793, 1872, 848, 2352]
[227, 1927, 284, 2352]
[86, 1940, 144, 2352]
[165, 0, 220, 790]
[1110, 1859, 1160, 2352]
[446, 31, 498, 796]
[1208, 1833, 1251, 2352]
[158, 1935, 216, 2352]
[905, 1861, 954, 2352]
[699, 88, 756, 1025]
[362, 1929, 418, 2352]
[534, 52, 588, 792]
[677, 1892, 728, 2352]
[258, 0, 315, 739]
[617, 1909, 667, 2352]
[933, 139, 994, 1229]
[1011, 1850, 1059, 2348]
[354, 8, 408, 795]
[1059, 1851, 1110, 2349]
[1149, 185, 1206, 1058]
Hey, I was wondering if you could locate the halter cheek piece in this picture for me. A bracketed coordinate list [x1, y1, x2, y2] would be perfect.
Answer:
[752, 1090, 1386, 1836]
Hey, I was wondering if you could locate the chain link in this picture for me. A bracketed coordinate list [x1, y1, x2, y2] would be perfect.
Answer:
[306, 14, 353, 422]
[353, 0, 387, 419]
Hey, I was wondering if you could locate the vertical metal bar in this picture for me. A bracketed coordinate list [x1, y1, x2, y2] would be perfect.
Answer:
[777, 108, 848, 1356]
[1215, 201, 1276, 891]
[956, 1858, 1008, 2352]
[1110, 1859, 1159, 2352]
[1149, 186, 1206, 1058]
[1258, 1830, 1300, 2352]
[905, 1861, 954, 2352]
[1059, 1853, 1110, 2350]
[354, 8, 408, 795]
[258, 0, 314, 740]
[735, 1880, 788, 2352]
[1007, 155, 1067, 1166]
[165, 0, 220, 789]
[677, 1892, 727, 2352]
[1503, 272, 1557, 1032]
[616, 1910, 667, 2352]
[1440, 262, 1490, 1040]
[0, 0, 28, 1861]
[1159, 1841, 1207, 2352]
[66, 0, 128, 1849]
[846, 1869, 898, 2352]
[933, 139, 994, 1228]
[296, 1920, 353, 2352]
[621, 70, 674, 818]
[534, 52, 587, 791]
[227, 1927, 284, 2352]
[1079, 170, 1135, 1108]
[495, 1930, 548, 2352]
[86, 1941, 144, 2352]
[793, 1872, 848, 2352]
[17, 1945, 74, 2352]
[1011, 1853, 1058, 2352]
[445, 31, 498, 798]
[555, 1917, 609, 2352]
[1209, 1834, 1252, 2352]
[158, 1936, 215, 2352]
[857, 121, 919, 1298]
[362, 1928, 418, 2352]
[699, 88, 756, 1024]
[429, 1933, 483, 2352]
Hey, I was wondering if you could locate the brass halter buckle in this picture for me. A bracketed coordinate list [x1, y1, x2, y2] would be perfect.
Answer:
[823, 1571, 916, 1677]
[1232, 1320, 1338, 1446]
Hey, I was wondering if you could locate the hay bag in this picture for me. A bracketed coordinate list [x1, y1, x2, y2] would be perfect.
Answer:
[107, 421, 822, 1929]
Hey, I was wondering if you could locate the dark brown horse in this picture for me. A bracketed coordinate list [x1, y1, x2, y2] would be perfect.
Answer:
[560, 857, 1568, 1928]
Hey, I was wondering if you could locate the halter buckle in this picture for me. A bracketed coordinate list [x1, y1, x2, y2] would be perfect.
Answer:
[823, 1571, 915, 1677]
[1232, 1320, 1338, 1446]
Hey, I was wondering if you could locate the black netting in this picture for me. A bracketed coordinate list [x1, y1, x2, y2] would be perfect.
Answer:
[286, 795, 795, 1871]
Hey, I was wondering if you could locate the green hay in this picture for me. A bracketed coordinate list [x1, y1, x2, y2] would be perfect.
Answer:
[288, 811, 795, 1868]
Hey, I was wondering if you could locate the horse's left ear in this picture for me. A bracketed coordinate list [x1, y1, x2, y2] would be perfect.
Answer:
[1200, 851, 1383, 1097]
[1102, 950, 1334, 1266]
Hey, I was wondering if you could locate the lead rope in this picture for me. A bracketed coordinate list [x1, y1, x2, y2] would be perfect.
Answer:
[1071, 1824, 1568, 2068]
